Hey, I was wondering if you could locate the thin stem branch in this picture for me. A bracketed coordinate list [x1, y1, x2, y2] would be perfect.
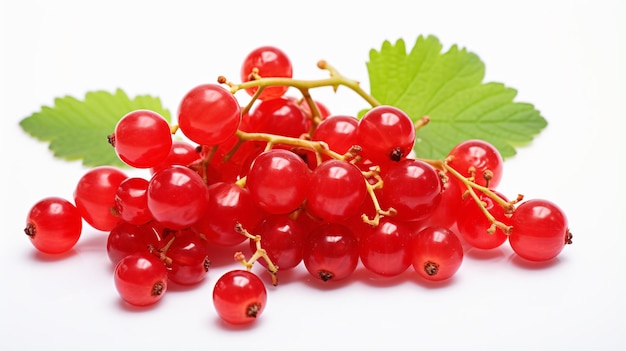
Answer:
[442, 162, 516, 234]
[219, 60, 381, 109]
[235, 129, 345, 162]
[233, 223, 279, 286]
[360, 167, 397, 226]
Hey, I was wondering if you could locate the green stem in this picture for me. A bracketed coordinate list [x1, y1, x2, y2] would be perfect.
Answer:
[219, 60, 381, 108]
[235, 129, 345, 161]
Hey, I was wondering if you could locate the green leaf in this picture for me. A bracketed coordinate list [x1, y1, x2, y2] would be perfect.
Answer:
[365, 35, 548, 160]
[19, 89, 171, 167]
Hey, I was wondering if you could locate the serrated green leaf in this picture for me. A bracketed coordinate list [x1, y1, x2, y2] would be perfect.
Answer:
[19, 89, 171, 167]
[366, 35, 547, 160]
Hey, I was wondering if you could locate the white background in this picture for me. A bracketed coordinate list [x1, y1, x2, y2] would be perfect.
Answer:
[1, 1, 624, 350]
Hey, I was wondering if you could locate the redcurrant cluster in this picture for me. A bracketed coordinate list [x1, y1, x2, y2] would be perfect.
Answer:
[23, 46, 572, 325]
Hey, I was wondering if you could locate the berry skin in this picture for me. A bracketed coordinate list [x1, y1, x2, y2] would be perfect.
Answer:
[456, 190, 510, 250]
[246, 149, 310, 215]
[356, 105, 415, 164]
[299, 99, 331, 127]
[163, 229, 211, 285]
[409, 226, 464, 281]
[447, 139, 503, 188]
[249, 214, 306, 270]
[74, 166, 128, 231]
[110, 109, 172, 168]
[177, 84, 242, 146]
[311, 115, 359, 157]
[106, 220, 162, 265]
[150, 140, 201, 175]
[213, 270, 267, 325]
[241, 46, 293, 101]
[509, 199, 571, 262]
[194, 181, 265, 247]
[114, 177, 152, 225]
[379, 158, 443, 222]
[146, 165, 210, 230]
[303, 223, 359, 282]
[24, 197, 82, 254]
[305, 159, 367, 223]
[114, 252, 168, 306]
[422, 176, 464, 229]
[246, 97, 308, 139]
[359, 218, 412, 277]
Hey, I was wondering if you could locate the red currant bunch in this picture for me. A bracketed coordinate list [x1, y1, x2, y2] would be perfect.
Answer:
[22, 45, 572, 326]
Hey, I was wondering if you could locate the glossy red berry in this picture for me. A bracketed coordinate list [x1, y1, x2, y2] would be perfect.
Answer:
[114, 177, 152, 225]
[177, 84, 242, 146]
[356, 105, 415, 164]
[303, 223, 359, 282]
[164, 229, 211, 285]
[213, 270, 267, 325]
[379, 158, 443, 222]
[509, 199, 571, 262]
[114, 252, 168, 306]
[146, 165, 209, 230]
[359, 218, 412, 277]
[74, 166, 128, 231]
[409, 226, 464, 281]
[249, 214, 306, 270]
[110, 109, 172, 168]
[456, 190, 511, 250]
[106, 220, 162, 265]
[246, 149, 310, 215]
[240, 46, 293, 101]
[24, 197, 82, 254]
[305, 160, 367, 222]
[447, 139, 503, 188]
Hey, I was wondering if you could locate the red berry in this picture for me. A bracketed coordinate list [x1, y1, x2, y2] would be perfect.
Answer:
[356, 105, 415, 164]
[146, 165, 209, 230]
[177, 84, 242, 146]
[114, 177, 151, 225]
[409, 226, 464, 281]
[249, 214, 306, 270]
[106, 220, 162, 265]
[164, 229, 211, 285]
[359, 218, 412, 277]
[110, 109, 172, 168]
[456, 190, 510, 250]
[379, 159, 443, 222]
[305, 160, 367, 222]
[447, 139, 503, 188]
[74, 166, 128, 231]
[246, 149, 310, 215]
[240, 46, 293, 101]
[151, 140, 201, 175]
[194, 181, 265, 247]
[303, 223, 359, 282]
[509, 199, 570, 262]
[114, 252, 168, 306]
[213, 270, 267, 325]
[24, 197, 82, 254]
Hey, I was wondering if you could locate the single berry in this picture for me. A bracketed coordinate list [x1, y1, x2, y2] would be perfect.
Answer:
[177, 84, 242, 146]
[114, 252, 168, 306]
[447, 139, 504, 188]
[74, 166, 128, 231]
[409, 226, 464, 281]
[240, 46, 293, 100]
[109, 109, 172, 168]
[509, 199, 571, 262]
[24, 197, 82, 254]
[213, 270, 267, 325]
